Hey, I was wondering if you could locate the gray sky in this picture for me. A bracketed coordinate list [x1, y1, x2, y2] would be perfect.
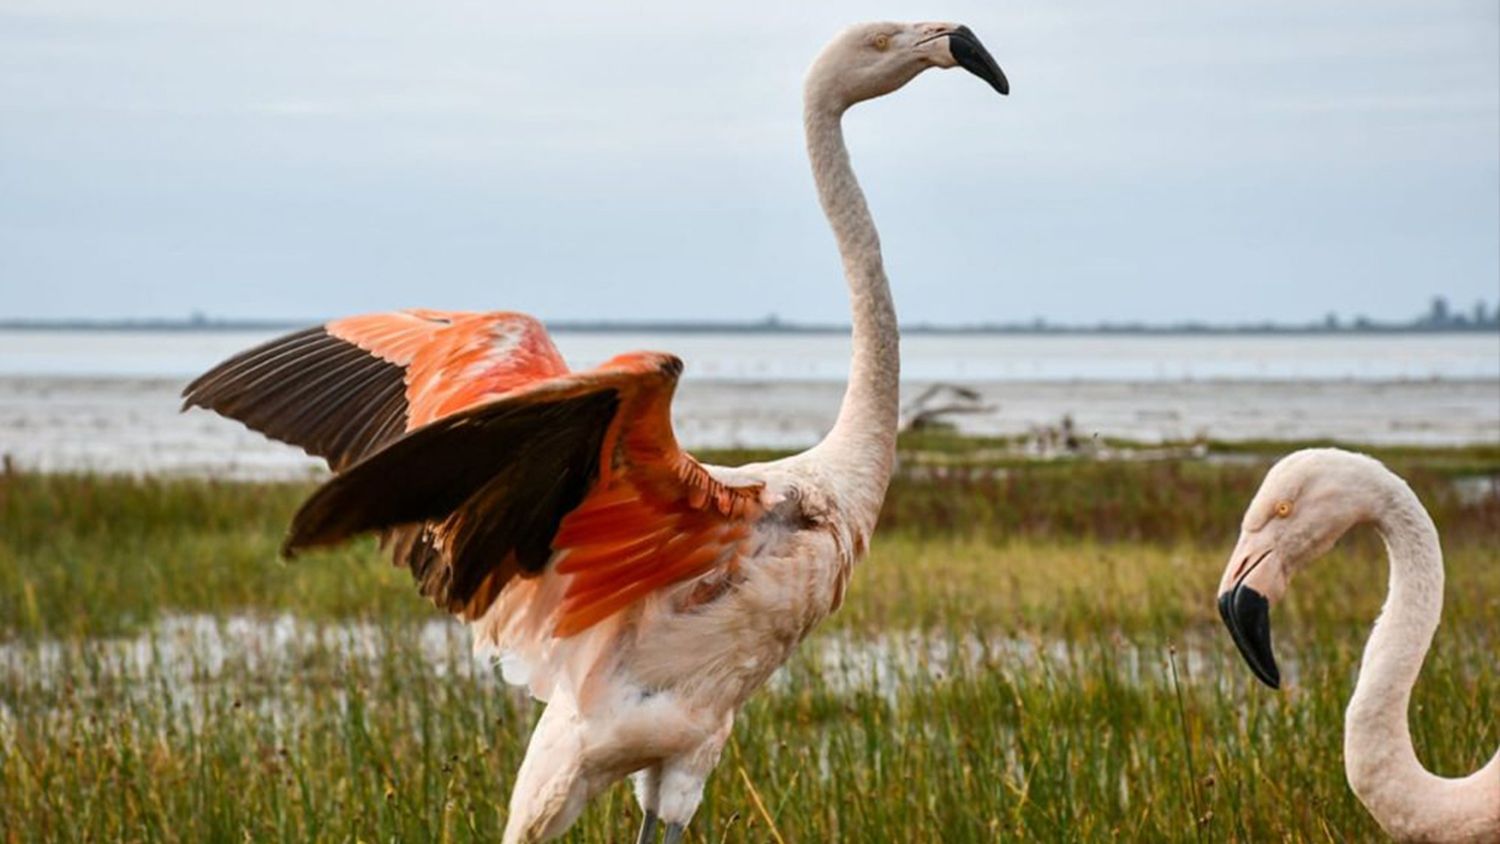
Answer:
[2, 1, 1497, 324]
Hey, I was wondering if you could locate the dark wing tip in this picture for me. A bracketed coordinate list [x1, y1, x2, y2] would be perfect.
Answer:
[176, 325, 410, 470]
[274, 386, 620, 616]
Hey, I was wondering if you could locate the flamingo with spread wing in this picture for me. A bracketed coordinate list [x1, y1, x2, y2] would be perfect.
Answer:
[185, 22, 1008, 843]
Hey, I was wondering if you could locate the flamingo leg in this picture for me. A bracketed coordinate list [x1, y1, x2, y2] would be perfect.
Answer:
[635, 810, 659, 843]
[663, 822, 685, 844]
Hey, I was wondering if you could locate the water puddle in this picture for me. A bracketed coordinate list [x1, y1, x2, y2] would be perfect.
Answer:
[1, 613, 1259, 728]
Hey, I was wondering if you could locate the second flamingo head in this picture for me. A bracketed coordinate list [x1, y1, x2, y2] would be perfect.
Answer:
[1216, 448, 1403, 688]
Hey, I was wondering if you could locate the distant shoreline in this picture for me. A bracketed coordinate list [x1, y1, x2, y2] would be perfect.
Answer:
[3, 318, 1498, 336]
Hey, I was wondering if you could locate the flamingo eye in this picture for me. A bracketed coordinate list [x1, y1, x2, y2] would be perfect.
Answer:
[1274, 501, 1293, 518]
[872, 33, 891, 51]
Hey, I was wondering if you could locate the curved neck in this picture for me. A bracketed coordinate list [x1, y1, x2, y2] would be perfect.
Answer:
[1344, 477, 1499, 838]
[1345, 483, 1442, 787]
[800, 91, 900, 527]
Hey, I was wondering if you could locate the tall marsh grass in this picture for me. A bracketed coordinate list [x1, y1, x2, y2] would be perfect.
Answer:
[1, 449, 1496, 841]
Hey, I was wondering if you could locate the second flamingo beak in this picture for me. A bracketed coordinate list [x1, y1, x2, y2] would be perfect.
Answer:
[1217, 541, 1285, 689]
[1218, 580, 1280, 689]
[949, 26, 1009, 96]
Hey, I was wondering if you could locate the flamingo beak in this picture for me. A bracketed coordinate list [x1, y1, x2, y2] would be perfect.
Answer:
[1218, 581, 1280, 689]
[949, 26, 1009, 96]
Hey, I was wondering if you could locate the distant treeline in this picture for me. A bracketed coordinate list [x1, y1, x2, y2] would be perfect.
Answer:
[3, 319, 1497, 335]
[3, 296, 1497, 335]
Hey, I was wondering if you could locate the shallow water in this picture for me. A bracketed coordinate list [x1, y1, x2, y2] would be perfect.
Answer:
[3, 329, 1495, 476]
[4, 329, 1497, 382]
[0, 613, 1251, 722]
[3, 376, 1496, 478]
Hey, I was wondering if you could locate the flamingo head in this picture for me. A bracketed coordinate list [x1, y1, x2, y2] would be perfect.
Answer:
[808, 22, 1008, 108]
[1216, 448, 1391, 689]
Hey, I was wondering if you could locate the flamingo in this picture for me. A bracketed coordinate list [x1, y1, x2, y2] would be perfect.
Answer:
[1217, 448, 1500, 842]
[183, 21, 1008, 843]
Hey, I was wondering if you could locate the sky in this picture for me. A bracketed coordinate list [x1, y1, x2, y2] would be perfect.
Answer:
[1, 1, 1497, 325]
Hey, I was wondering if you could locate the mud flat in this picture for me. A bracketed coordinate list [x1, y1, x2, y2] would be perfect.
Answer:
[1, 375, 1496, 478]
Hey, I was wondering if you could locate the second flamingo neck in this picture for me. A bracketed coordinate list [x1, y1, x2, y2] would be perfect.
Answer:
[801, 100, 900, 522]
[1343, 482, 1451, 828]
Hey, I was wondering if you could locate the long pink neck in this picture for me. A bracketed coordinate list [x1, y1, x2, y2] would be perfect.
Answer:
[797, 85, 900, 534]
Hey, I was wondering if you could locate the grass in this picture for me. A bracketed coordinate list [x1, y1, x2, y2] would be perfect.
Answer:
[1, 446, 1496, 841]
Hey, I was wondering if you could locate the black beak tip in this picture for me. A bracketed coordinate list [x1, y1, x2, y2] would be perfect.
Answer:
[1218, 586, 1281, 689]
[948, 27, 1009, 97]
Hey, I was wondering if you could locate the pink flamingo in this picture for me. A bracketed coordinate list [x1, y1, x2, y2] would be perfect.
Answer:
[1218, 449, 1499, 842]
[185, 21, 1008, 843]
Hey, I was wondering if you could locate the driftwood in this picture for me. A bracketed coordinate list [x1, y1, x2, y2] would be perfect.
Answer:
[900, 383, 994, 432]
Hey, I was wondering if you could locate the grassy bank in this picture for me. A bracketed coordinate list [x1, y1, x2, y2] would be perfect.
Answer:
[1, 447, 1496, 841]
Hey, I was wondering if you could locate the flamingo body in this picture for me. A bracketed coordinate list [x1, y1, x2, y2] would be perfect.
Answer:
[186, 307, 857, 841]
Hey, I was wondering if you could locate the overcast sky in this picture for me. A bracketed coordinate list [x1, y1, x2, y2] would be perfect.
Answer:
[1, 1, 1496, 324]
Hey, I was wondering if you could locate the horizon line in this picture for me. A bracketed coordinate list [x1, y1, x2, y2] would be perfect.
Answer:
[2, 315, 1497, 336]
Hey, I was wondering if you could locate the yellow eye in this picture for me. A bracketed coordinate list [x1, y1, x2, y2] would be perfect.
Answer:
[1275, 501, 1293, 518]
[873, 34, 891, 51]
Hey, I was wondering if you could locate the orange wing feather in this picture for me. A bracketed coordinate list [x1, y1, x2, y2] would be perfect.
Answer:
[233, 330, 766, 637]
[327, 309, 569, 428]
[536, 352, 765, 636]
[183, 309, 571, 472]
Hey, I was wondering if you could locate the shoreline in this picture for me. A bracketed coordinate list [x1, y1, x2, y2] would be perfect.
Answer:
[3, 375, 1496, 480]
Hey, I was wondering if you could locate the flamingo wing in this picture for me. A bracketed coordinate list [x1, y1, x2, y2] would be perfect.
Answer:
[181, 309, 568, 470]
[277, 351, 764, 635]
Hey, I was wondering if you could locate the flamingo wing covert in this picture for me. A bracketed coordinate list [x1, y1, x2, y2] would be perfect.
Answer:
[186, 314, 763, 636]
[181, 309, 569, 470]
[283, 353, 764, 634]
